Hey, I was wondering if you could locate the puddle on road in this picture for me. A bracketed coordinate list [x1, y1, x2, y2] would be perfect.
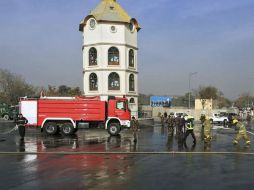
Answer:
[0, 123, 252, 154]
[11, 130, 135, 154]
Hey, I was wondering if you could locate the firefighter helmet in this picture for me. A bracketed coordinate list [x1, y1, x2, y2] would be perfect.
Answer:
[232, 119, 238, 124]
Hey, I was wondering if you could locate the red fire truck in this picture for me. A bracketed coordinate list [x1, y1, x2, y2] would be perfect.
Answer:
[19, 96, 131, 136]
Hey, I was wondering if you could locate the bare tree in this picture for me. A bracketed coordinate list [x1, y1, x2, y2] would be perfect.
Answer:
[0, 69, 36, 105]
[197, 86, 221, 99]
[234, 93, 254, 108]
[43, 85, 82, 97]
[195, 86, 231, 108]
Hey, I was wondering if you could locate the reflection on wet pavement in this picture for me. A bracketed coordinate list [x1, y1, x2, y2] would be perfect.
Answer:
[1, 121, 254, 189]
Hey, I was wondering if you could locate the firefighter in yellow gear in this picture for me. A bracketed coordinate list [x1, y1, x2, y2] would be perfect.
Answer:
[232, 119, 251, 145]
[183, 116, 196, 144]
[204, 116, 212, 143]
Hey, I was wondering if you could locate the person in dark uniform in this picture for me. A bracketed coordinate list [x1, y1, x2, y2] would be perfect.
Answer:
[15, 114, 28, 140]
[162, 112, 167, 126]
[160, 114, 164, 126]
[175, 115, 185, 136]
[166, 115, 175, 135]
[200, 114, 206, 129]
[228, 114, 233, 128]
[180, 116, 186, 135]
[131, 116, 140, 142]
[164, 112, 168, 118]
[246, 113, 251, 127]
[174, 115, 181, 136]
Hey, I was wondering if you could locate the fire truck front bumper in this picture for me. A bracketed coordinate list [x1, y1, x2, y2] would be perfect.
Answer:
[121, 120, 131, 128]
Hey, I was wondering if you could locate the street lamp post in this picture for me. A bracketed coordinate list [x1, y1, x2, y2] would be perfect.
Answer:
[188, 72, 198, 110]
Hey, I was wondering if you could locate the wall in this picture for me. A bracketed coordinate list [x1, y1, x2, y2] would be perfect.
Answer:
[141, 105, 229, 120]
[195, 99, 213, 110]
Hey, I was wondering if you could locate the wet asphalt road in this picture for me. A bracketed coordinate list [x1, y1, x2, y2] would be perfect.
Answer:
[1, 121, 254, 190]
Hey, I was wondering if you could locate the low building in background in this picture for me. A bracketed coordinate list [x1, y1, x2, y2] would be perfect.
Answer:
[195, 99, 213, 110]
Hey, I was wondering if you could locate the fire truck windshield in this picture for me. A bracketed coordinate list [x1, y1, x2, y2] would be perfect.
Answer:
[116, 101, 126, 111]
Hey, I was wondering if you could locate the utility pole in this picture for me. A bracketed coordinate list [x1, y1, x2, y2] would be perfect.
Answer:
[188, 72, 197, 110]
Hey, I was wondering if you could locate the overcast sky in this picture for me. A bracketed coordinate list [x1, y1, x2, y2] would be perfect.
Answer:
[0, 0, 254, 99]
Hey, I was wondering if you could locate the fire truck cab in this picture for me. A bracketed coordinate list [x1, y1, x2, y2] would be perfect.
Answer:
[19, 96, 131, 136]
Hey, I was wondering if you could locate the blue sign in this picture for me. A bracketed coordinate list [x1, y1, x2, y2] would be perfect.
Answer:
[150, 96, 172, 107]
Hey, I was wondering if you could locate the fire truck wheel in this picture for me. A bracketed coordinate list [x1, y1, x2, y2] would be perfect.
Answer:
[61, 122, 74, 136]
[108, 122, 120, 136]
[44, 122, 58, 135]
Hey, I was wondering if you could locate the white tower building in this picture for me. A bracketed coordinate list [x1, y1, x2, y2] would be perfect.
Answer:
[79, 0, 141, 117]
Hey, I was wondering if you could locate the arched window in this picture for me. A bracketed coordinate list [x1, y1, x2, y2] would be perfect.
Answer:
[108, 72, 120, 90]
[89, 47, 97, 66]
[129, 74, 135, 91]
[129, 98, 135, 104]
[108, 47, 119, 65]
[129, 49, 134, 67]
[89, 73, 98, 91]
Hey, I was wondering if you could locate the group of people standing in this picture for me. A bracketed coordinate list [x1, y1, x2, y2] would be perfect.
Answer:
[163, 111, 252, 148]
[162, 113, 197, 145]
